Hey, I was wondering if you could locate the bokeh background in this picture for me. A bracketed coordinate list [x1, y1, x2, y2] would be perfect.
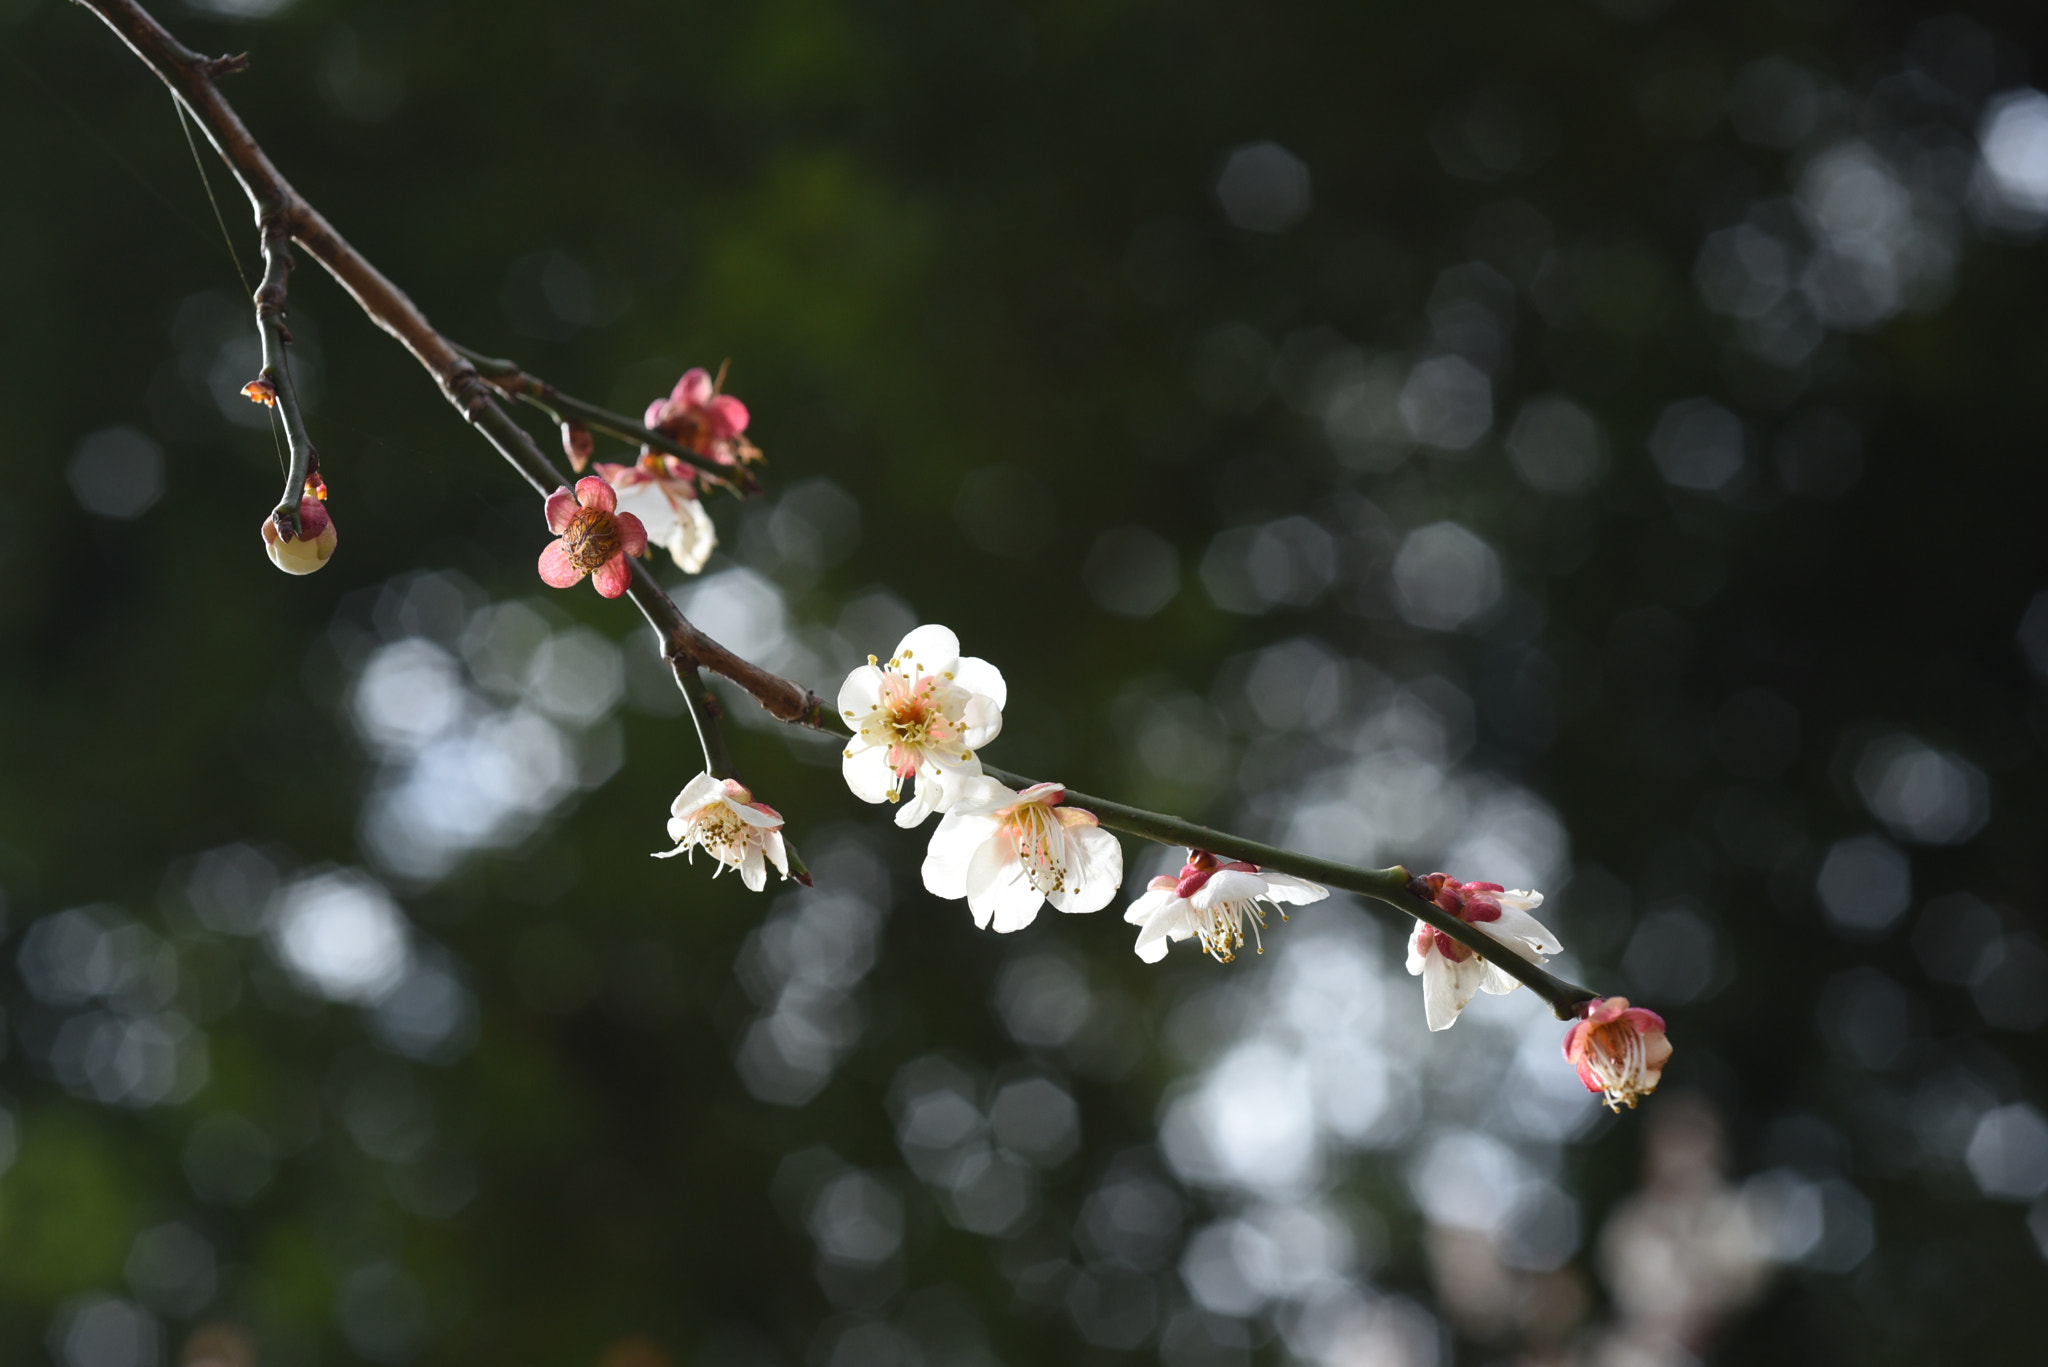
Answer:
[3, 0, 2047, 1363]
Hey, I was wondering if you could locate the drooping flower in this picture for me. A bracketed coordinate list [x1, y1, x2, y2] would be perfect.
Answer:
[538, 475, 647, 599]
[1563, 997, 1672, 1112]
[598, 455, 717, 574]
[653, 772, 789, 891]
[838, 624, 1006, 827]
[644, 367, 760, 467]
[1123, 849, 1328, 963]
[1404, 873, 1561, 1031]
[921, 777, 1123, 932]
[261, 491, 337, 574]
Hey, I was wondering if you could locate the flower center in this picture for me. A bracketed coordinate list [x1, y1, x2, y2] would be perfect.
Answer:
[695, 804, 749, 861]
[564, 506, 622, 570]
[1197, 897, 1267, 963]
[1009, 804, 1068, 895]
[1585, 1020, 1647, 1096]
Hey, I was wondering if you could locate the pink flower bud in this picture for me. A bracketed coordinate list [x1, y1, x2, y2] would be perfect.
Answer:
[562, 421, 594, 474]
[261, 494, 337, 575]
[1563, 997, 1672, 1112]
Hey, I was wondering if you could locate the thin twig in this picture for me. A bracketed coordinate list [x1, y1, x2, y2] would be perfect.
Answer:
[255, 214, 318, 539]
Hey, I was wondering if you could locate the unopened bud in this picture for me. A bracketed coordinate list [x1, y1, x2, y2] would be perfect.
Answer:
[563, 421, 594, 473]
[262, 493, 337, 574]
[242, 376, 279, 407]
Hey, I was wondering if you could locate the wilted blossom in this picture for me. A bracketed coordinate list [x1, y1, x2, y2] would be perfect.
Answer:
[1405, 873, 1561, 1031]
[1123, 849, 1328, 963]
[1564, 996, 1672, 1111]
[653, 772, 790, 891]
[261, 490, 337, 574]
[599, 455, 717, 574]
[538, 475, 647, 599]
[644, 367, 760, 467]
[922, 778, 1123, 932]
[839, 624, 1006, 827]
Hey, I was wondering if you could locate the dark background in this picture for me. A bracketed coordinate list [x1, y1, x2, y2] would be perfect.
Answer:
[2, 0, 2046, 1364]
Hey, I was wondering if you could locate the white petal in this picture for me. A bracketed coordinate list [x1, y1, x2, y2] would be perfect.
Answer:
[894, 624, 962, 676]
[1479, 960, 1525, 995]
[666, 497, 717, 574]
[837, 665, 885, 720]
[894, 779, 942, 829]
[1487, 903, 1562, 957]
[952, 655, 1008, 711]
[739, 848, 766, 892]
[1497, 888, 1545, 913]
[1257, 872, 1329, 906]
[1421, 954, 1487, 1031]
[729, 800, 783, 829]
[669, 771, 724, 817]
[957, 692, 1004, 752]
[1405, 920, 1430, 976]
[763, 832, 789, 880]
[1133, 898, 1194, 956]
[1136, 934, 1171, 964]
[613, 481, 679, 547]
[1191, 870, 1266, 911]
[1124, 887, 1179, 927]
[1046, 825, 1123, 914]
[841, 742, 896, 804]
[965, 832, 1041, 931]
[921, 813, 994, 900]
[941, 773, 1018, 817]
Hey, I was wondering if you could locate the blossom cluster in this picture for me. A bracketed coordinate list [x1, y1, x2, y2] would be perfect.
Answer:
[639, 615, 1669, 1105]
[534, 366, 753, 597]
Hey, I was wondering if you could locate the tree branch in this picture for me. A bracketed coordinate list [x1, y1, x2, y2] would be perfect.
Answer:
[77, 0, 1600, 1018]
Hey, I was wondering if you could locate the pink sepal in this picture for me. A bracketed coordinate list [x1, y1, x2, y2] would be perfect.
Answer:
[643, 397, 667, 429]
[617, 511, 649, 557]
[573, 475, 617, 513]
[538, 540, 583, 587]
[592, 555, 633, 599]
[295, 496, 332, 538]
[544, 486, 579, 534]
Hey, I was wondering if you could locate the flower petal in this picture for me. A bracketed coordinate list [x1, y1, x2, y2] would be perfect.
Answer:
[1487, 902, 1562, 957]
[1124, 887, 1179, 927]
[840, 741, 896, 804]
[952, 655, 1008, 711]
[616, 510, 649, 558]
[1422, 954, 1485, 1031]
[1258, 873, 1330, 906]
[591, 554, 633, 598]
[705, 393, 749, 439]
[670, 771, 725, 816]
[573, 475, 618, 513]
[672, 368, 713, 409]
[538, 539, 585, 588]
[893, 624, 962, 675]
[922, 812, 994, 900]
[837, 664, 885, 720]
[1047, 823, 1123, 914]
[544, 486, 580, 534]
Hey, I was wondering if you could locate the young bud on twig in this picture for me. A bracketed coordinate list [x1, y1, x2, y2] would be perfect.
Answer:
[261, 492, 337, 574]
[242, 375, 279, 407]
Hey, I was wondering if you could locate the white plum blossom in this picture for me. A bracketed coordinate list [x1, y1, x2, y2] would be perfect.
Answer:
[1404, 873, 1561, 1031]
[1123, 850, 1328, 963]
[653, 772, 790, 891]
[839, 624, 1006, 828]
[601, 455, 718, 573]
[922, 778, 1124, 932]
